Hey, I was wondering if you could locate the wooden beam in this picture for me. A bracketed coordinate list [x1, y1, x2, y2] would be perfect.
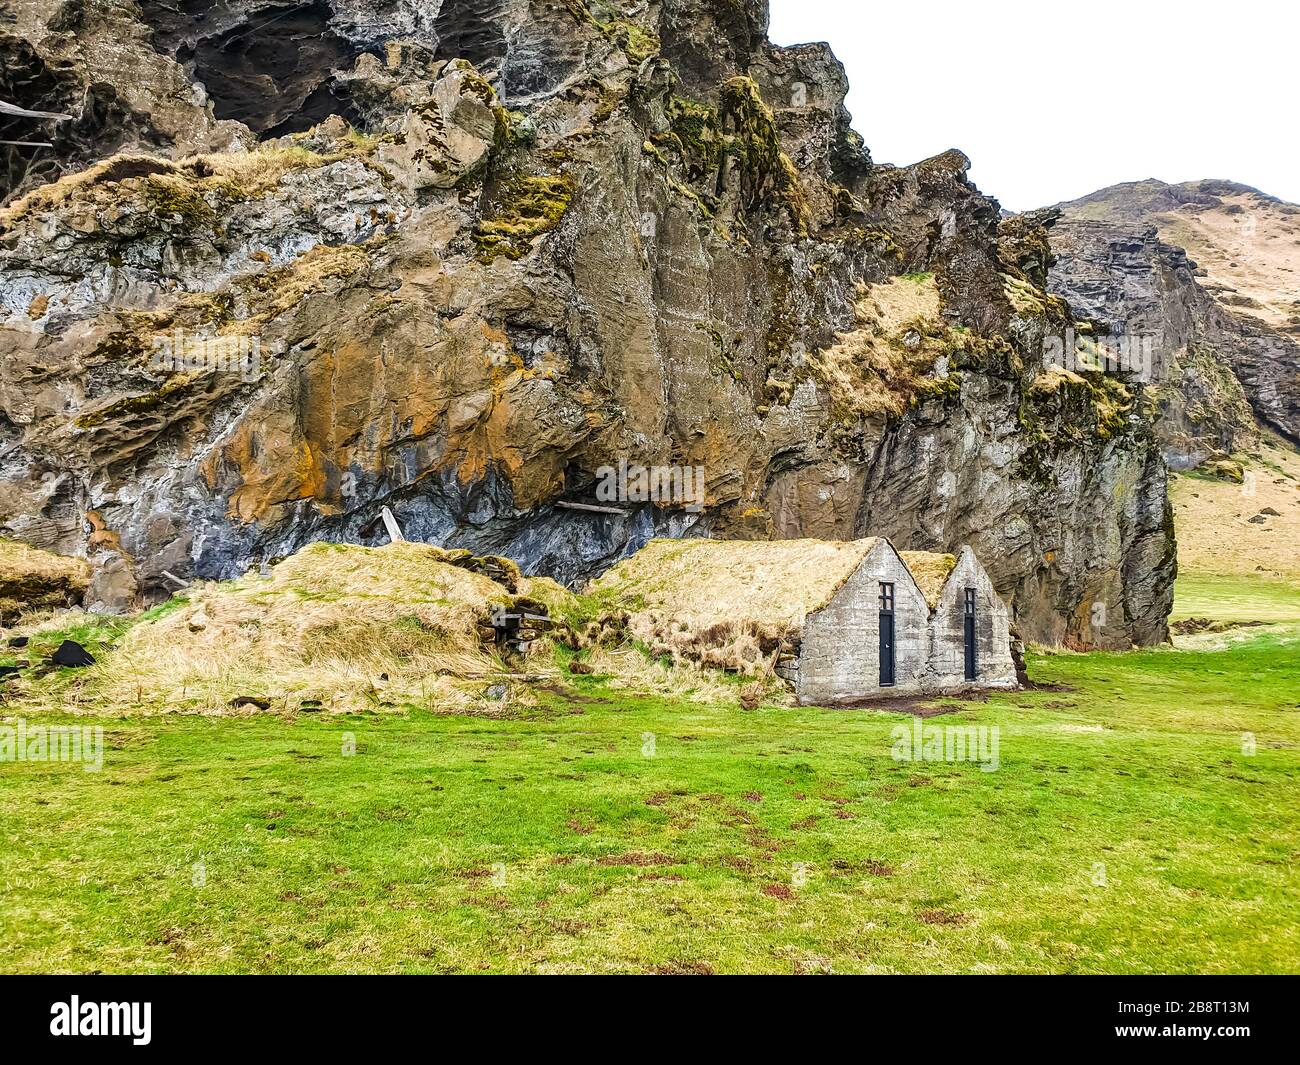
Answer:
[160, 570, 191, 588]
[555, 500, 629, 516]
[0, 140, 53, 148]
[380, 505, 405, 543]
[0, 99, 73, 121]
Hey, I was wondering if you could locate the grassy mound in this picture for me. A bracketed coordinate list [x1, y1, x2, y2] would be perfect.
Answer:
[0, 539, 90, 623]
[30, 542, 526, 715]
[3, 540, 788, 716]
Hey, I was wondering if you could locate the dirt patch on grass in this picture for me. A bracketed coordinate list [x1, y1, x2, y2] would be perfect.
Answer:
[534, 681, 610, 705]
[648, 961, 715, 975]
[762, 883, 794, 900]
[831, 857, 894, 877]
[917, 908, 970, 926]
[830, 694, 967, 716]
[1172, 617, 1265, 635]
[597, 852, 676, 867]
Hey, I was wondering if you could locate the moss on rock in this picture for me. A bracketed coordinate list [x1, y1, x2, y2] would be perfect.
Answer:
[473, 173, 575, 262]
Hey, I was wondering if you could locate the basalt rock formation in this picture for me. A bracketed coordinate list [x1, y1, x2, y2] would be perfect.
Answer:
[0, 0, 1174, 647]
[1047, 180, 1300, 465]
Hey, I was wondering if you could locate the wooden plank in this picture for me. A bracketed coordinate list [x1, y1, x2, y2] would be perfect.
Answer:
[555, 500, 629, 516]
[380, 506, 405, 543]
[160, 570, 191, 588]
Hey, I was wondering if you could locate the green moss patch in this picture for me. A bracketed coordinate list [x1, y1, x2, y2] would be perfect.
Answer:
[474, 173, 576, 262]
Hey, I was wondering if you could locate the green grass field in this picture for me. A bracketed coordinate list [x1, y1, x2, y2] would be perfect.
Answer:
[1, 574, 1297, 974]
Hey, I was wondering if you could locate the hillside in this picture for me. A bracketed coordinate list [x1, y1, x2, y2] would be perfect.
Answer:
[0, 0, 1174, 648]
[1170, 438, 1300, 585]
[1058, 179, 1300, 333]
[1046, 180, 1300, 461]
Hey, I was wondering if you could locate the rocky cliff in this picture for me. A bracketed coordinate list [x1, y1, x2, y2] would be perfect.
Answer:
[1047, 180, 1300, 465]
[0, 0, 1174, 647]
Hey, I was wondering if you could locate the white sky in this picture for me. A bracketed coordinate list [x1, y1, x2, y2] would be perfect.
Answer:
[768, 0, 1300, 211]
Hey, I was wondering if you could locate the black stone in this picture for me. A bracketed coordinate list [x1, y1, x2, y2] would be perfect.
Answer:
[7, 636, 28, 648]
[51, 640, 95, 667]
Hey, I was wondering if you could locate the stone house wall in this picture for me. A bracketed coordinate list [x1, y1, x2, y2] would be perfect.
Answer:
[923, 546, 1018, 692]
[796, 540, 930, 705]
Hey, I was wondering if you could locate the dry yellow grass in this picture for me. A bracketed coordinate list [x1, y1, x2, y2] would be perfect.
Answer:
[183, 145, 353, 195]
[0, 539, 90, 621]
[1003, 272, 1070, 318]
[517, 575, 580, 618]
[898, 551, 957, 609]
[588, 537, 883, 674]
[579, 644, 777, 705]
[807, 274, 950, 420]
[0, 139, 383, 235]
[0, 155, 167, 230]
[1154, 192, 1300, 332]
[592, 536, 880, 631]
[1170, 438, 1300, 582]
[49, 542, 517, 715]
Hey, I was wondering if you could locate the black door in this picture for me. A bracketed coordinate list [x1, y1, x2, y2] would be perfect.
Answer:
[879, 582, 896, 687]
[963, 587, 976, 681]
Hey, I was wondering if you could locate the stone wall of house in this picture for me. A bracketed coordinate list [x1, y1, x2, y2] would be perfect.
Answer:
[797, 542, 929, 704]
[923, 547, 1018, 693]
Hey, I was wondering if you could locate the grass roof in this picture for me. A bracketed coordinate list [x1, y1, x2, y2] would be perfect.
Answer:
[592, 537, 883, 629]
[588, 537, 883, 672]
[898, 551, 958, 609]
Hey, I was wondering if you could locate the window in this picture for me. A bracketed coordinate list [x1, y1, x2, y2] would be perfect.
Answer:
[964, 588, 975, 615]
[879, 582, 895, 613]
